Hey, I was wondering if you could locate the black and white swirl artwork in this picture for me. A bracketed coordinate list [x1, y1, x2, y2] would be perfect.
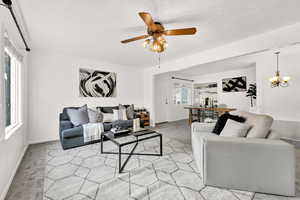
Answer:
[79, 68, 117, 97]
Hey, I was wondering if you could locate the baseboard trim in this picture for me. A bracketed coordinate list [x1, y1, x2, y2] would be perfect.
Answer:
[29, 138, 59, 145]
[155, 121, 169, 125]
[0, 144, 28, 200]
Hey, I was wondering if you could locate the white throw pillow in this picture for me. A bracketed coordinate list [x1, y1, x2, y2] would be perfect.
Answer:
[234, 111, 273, 138]
[220, 119, 251, 137]
[119, 108, 128, 120]
[103, 113, 114, 122]
[113, 110, 119, 121]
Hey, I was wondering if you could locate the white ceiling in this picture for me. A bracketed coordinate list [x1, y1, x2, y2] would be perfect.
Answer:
[177, 54, 257, 77]
[18, 0, 300, 68]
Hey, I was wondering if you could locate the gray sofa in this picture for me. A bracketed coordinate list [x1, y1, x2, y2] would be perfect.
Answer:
[59, 106, 143, 150]
[191, 111, 295, 196]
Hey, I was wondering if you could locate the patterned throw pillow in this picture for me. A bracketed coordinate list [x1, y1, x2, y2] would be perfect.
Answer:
[119, 108, 128, 120]
[118, 104, 128, 120]
[126, 104, 134, 120]
[87, 108, 103, 123]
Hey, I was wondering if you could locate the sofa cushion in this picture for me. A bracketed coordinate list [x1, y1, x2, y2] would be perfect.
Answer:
[98, 106, 119, 113]
[67, 105, 89, 126]
[237, 111, 273, 138]
[60, 120, 73, 132]
[62, 126, 83, 139]
[220, 119, 251, 137]
[103, 123, 113, 131]
[267, 130, 281, 140]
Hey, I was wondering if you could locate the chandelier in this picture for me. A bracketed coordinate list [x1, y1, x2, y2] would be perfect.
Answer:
[143, 35, 168, 53]
[269, 52, 290, 87]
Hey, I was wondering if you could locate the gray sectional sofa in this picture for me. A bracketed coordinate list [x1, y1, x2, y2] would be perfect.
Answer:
[191, 111, 295, 196]
[59, 106, 143, 150]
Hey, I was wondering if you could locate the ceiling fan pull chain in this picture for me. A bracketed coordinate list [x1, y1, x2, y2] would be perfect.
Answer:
[158, 53, 161, 68]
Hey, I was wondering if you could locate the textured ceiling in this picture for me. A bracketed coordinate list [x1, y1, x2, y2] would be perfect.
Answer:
[18, 0, 300, 67]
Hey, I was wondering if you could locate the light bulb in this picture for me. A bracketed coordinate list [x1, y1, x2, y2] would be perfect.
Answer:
[282, 76, 291, 82]
[150, 40, 162, 52]
[163, 42, 168, 49]
[143, 39, 150, 48]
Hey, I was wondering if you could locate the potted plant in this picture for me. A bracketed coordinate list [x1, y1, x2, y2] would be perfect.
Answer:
[246, 83, 256, 107]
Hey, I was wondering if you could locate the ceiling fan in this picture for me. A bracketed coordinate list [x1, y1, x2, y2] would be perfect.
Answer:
[121, 12, 197, 53]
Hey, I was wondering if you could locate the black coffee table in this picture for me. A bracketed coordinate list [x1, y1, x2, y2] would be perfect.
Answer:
[100, 129, 162, 173]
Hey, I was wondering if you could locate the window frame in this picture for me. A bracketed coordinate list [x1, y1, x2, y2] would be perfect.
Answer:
[172, 83, 192, 105]
[4, 46, 22, 139]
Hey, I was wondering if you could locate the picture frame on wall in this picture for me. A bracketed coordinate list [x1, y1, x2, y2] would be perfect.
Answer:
[79, 68, 117, 97]
[222, 76, 247, 92]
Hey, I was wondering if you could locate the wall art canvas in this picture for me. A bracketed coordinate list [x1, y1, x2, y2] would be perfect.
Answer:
[79, 68, 116, 97]
[222, 76, 247, 92]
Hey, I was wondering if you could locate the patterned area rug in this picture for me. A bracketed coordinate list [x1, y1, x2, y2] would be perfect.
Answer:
[43, 136, 299, 200]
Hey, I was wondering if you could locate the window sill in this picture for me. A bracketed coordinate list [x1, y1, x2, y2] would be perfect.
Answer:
[5, 123, 23, 140]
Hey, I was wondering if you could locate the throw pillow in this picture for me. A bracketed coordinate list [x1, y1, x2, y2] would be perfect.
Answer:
[212, 113, 246, 135]
[220, 119, 252, 137]
[119, 108, 128, 120]
[237, 111, 274, 138]
[87, 108, 103, 123]
[113, 109, 119, 121]
[103, 113, 114, 122]
[118, 104, 128, 120]
[126, 104, 134, 120]
[66, 105, 89, 126]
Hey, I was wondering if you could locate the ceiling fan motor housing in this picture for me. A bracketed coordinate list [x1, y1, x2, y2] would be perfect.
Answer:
[147, 21, 165, 35]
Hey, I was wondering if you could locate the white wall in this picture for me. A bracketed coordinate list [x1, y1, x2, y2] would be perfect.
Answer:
[190, 66, 256, 111]
[28, 51, 144, 143]
[256, 46, 300, 123]
[0, 10, 29, 200]
[154, 73, 190, 123]
[144, 22, 300, 125]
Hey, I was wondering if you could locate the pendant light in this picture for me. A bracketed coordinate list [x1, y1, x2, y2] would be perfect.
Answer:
[269, 52, 290, 87]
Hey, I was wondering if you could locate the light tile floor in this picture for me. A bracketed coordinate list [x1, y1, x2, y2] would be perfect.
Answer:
[5, 120, 300, 200]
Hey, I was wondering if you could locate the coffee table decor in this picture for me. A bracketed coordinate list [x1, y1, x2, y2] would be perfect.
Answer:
[101, 129, 163, 173]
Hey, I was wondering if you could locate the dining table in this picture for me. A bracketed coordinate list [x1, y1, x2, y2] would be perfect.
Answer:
[184, 106, 237, 125]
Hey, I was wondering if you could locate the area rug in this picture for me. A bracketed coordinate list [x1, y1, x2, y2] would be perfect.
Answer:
[43, 136, 299, 200]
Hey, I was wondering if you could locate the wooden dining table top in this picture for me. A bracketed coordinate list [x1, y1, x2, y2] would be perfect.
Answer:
[184, 106, 237, 112]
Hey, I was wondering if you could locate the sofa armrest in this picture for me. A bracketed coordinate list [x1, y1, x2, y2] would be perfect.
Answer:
[192, 122, 215, 133]
[202, 136, 295, 196]
[59, 120, 73, 134]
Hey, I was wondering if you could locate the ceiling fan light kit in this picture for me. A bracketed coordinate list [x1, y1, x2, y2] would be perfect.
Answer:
[121, 12, 197, 53]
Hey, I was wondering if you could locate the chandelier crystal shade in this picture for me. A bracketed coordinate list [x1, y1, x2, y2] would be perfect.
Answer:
[269, 52, 290, 88]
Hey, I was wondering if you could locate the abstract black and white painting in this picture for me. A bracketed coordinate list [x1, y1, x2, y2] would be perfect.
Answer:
[79, 68, 116, 97]
[222, 76, 247, 92]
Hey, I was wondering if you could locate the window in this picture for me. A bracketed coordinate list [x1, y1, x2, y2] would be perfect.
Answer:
[4, 47, 22, 138]
[173, 83, 192, 105]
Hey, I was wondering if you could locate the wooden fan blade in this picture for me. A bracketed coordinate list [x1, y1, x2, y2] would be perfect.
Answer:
[121, 35, 149, 43]
[139, 12, 155, 30]
[164, 28, 197, 36]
